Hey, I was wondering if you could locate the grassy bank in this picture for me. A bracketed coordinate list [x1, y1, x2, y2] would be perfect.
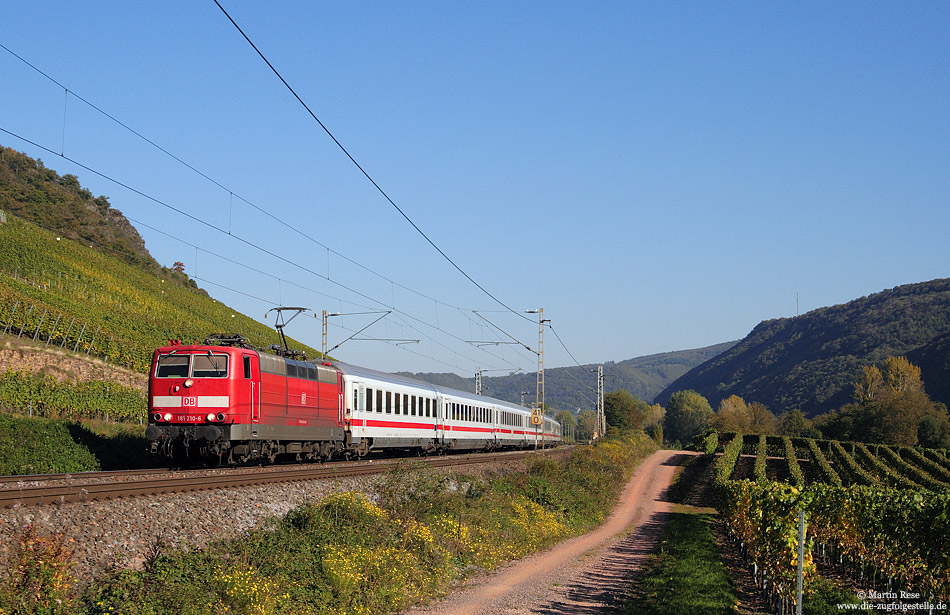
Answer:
[0, 433, 657, 614]
[622, 511, 738, 614]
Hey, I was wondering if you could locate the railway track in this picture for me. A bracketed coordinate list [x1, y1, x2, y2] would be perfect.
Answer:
[0, 448, 561, 508]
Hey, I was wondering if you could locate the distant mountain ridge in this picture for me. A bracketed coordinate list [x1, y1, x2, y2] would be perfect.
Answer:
[656, 279, 950, 416]
[401, 341, 737, 411]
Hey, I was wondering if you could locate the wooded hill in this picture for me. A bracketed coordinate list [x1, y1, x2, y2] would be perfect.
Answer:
[402, 341, 736, 411]
[656, 279, 950, 416]
[0, 146, 162, 274]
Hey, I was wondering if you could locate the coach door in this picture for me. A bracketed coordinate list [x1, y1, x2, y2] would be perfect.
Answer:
[338, 373, 345, 427]
[435, 395, 446, 442]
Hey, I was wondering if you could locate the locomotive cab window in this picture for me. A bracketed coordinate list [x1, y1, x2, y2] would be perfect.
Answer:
[243, 356, 252, 379]
[192, 354, 228, 378]
[155, 354, 189, 378]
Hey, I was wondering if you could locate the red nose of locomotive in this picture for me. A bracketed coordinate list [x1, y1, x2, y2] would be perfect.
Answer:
[146, 344, 237, 456]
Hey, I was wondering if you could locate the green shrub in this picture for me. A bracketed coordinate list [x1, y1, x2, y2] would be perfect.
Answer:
[0, 414, 99, 474]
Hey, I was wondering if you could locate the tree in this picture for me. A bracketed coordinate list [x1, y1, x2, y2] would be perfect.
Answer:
[748, 402, 778, 435]
[554, 410, 576, 442]
[918, 410, 950, 448]
[605, 389, 649, 431]
[843, 356, 949, 446]
[778, 408, 820, 439]
[172, 261, 186, 274]
[576, 410, 597, 441]
[663, 390, 713, 445]
[883, 355, 923, 393]
[853, 365, 884, 402]
[643, 403, 664, 429]
[713, 395, 751, 433]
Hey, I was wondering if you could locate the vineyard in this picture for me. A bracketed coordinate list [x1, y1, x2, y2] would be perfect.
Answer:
[710, 431, 950, 613]
[0, 214, 318, 373]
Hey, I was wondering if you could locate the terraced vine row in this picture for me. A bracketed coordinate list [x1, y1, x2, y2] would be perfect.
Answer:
[708, 432, 950, 607]
[0, 370, 145, 422]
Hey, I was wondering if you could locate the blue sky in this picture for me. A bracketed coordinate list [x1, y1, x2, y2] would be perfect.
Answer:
[2, 1, 948, 380]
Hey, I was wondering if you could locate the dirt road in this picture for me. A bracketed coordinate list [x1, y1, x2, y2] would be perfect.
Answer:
[407, 449, 695, 615]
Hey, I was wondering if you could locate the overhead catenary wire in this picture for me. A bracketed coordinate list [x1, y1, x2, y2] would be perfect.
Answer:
[0, 41, 510, 334]
[0, 125, 531, 374]
[211, 0, 533, 325]
[0, 34, 591, 377]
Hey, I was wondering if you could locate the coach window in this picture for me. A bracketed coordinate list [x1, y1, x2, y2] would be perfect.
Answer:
[376, 389, 383, 413]
[394, 393, 400, 415]
[386, 391, 392, 414]
[411, 396, 416, 416]
[366, 388, 374, 412]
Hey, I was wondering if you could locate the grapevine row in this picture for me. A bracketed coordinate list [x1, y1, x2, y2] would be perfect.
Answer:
[803, 438, 841, 486]
[828, 440, 877, 486]
[782, 436, 804, 487]
[754, 433, 768, 483]
[878, 445, 948, 491]
[854, 443, 920, 490]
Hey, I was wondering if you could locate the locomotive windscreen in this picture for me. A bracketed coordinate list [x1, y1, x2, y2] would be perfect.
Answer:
[192, 354, 229, 378]
[154, 353, 229, 378]
[155, 354, 189, 378]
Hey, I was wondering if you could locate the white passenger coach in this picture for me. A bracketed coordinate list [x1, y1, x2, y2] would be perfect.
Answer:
[336, 362, 562, 453]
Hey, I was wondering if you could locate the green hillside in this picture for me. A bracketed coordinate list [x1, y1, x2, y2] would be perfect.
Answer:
[404, 341, 736, 411]
[656, 279, 950, 416]
[0, 214, 315, 372]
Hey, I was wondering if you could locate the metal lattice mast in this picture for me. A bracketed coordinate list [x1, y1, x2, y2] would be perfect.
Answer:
[321, 310, 328, 357]
[597, 365, 605, 439]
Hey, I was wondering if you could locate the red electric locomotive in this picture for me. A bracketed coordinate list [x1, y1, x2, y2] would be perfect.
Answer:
[145, 335, 348, 464]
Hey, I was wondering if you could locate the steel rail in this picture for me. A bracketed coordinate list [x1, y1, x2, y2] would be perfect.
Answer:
[0, 448, 561, 508]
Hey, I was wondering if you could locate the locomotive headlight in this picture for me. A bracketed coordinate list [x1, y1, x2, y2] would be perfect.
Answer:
[152, 412, 162, 422]
[216, 413, 226, 422]
[183, 379, 194, 388]
[163, 412, 173, 421]
[206, 413, 216, 422]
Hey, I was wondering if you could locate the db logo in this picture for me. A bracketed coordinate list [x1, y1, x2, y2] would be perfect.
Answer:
[182, 397, 197, 407]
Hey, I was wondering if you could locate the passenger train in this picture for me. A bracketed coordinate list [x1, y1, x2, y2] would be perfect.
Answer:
[145, 335, 561, 464]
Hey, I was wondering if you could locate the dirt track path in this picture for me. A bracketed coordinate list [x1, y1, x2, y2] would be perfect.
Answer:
[407, 449, 696, 615]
